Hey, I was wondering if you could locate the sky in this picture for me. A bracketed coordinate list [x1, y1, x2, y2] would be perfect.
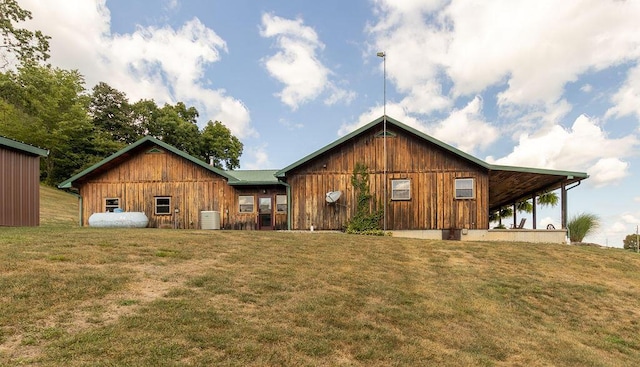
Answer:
[15, 0, 640, 247]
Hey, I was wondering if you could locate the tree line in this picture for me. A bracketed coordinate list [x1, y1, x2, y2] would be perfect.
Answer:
[0, 1, 242, 186]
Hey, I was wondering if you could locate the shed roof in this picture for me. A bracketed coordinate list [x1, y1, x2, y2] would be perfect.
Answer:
[58, 136, 236, 189]
[275, 115, 588, 211]
[0, 135, 49, 157]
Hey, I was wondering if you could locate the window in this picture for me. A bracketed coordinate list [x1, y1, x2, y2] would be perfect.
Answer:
[239, 195, 254, 213]
[105, 198, 120, 212]
[155, 197, 171, 215]
[276, 195, 287, 212]
[391, 179, 411, 200]
[455, 178, 475, 199]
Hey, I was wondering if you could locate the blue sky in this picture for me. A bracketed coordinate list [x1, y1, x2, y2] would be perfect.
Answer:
[18, 0, 640, 247]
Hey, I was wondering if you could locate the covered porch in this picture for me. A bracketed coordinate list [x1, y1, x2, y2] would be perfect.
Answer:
[488, 165, 588, 231]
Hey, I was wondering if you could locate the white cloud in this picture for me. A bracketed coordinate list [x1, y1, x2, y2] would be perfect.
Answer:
[242, 144, 271, 170]
[487, 114, 638, 187]
[19, 0, 255, 138]
[338, 102, 420, 137]
[588, 158, 629, 188]
[580, 84, 593, 93]
[621, 214, 640, 225]
[606, 64, 640, 121]
[340, 97, 496, 154]
[429, 96, 498, 153]
[324, 83, 356, 106]
[368, 0, 640, 125]
[260, 13, 332, 110]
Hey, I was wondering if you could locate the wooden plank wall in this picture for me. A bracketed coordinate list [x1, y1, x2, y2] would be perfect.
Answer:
[0, 147, 41, 226]
[286, 128, 489, 230]
[77, 145, 287, 229]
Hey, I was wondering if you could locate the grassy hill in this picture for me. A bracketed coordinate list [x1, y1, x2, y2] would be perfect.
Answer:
[0, 188, 639, 365]
[39, 184, 78, 227]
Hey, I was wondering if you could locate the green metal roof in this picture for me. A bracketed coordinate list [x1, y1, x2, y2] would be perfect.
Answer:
[0, 135, 49, 157]
[275, 115, 588, 180]
[58, 136, 236, 189]
[488, 164, 588, 178]
[226, 169, 282, 186]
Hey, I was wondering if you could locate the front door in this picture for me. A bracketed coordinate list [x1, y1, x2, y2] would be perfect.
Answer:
[258, 196, 273, 230]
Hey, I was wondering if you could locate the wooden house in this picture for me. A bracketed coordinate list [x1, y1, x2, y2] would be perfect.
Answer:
[0, 136, 49, 226]
[59, 116, 588, 242]
[58, 136, 287, 230]
[275, 116, 588, 239]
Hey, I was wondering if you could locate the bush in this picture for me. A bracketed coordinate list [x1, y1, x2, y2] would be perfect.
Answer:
[567, 212, 599, 243]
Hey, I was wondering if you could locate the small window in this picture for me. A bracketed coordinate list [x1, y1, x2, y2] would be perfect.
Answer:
[105, 198, 120, 212]
[455, 178, 475, 199]
[276, 195, 287, 212]
[239, 195, 254, 213]
[391, 179, 411, 200]
[155, 197, 171, 215]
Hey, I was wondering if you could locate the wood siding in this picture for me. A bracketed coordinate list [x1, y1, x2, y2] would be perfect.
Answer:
[0, 146, 41, 226]
[76, 146, 286, 229]
[285, 127, 489, 230]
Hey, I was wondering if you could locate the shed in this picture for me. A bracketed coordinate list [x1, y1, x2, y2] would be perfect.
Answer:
[0, 136, 49, 226]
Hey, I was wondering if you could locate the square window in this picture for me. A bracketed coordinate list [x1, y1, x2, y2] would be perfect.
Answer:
[391, 179, 411, 200]
[276, 195, 287, 212]
[105, 198, 120, 212]
[155, 197, 171, 215]
[239, 195, 254, 213]
[455, 178, 475, 199]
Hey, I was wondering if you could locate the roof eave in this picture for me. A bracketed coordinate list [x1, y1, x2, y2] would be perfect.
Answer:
[0, 136, 49, 157]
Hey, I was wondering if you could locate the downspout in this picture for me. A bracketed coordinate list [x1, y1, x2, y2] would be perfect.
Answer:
[68, 190, 83, 226]
[562, 180, 582, 229]
[279, 180, 292, 231]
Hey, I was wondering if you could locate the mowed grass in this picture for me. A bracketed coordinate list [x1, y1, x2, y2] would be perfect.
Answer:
[0, 187, 638, 366]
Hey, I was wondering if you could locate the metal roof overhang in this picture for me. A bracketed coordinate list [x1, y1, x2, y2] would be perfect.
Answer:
[488, 165, 588, 211]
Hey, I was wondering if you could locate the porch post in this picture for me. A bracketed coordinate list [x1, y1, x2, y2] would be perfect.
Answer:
[513, 203, 517, 228]
[561, 183, 567, 229]
[532, 195, 537, 229]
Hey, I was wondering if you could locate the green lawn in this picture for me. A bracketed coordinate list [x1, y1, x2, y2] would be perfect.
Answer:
[0, 186, 638, 365]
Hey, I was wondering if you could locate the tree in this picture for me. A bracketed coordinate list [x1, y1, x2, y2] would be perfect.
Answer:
[345, 163, 384, 235]
[623, 233, 640, 251]
[90, 82, 139, 145]
[200, 120, 243, 170]
[567, 212, 599, 243]
[0, 64, 98, 185]
[0, 0, 50, 69]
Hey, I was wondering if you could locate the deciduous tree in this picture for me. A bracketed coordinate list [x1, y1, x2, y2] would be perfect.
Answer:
[200, 120, 243, 170]
[0, 0, 50, 68]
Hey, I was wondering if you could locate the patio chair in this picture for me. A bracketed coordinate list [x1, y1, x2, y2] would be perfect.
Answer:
[510, 218, 526, 229]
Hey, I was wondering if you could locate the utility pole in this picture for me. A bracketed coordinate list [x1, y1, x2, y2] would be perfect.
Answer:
[377, 51, 387, 232]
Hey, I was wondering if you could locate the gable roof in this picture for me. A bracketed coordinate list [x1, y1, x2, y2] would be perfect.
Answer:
[275, 115, 588, 210]
[0, 135, 49, 157]
[58, 136, 236, 189]
[276, 115, 488, 177]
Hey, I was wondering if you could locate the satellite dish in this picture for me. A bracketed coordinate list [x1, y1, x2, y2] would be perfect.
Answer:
[325, 191, 342, 203]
